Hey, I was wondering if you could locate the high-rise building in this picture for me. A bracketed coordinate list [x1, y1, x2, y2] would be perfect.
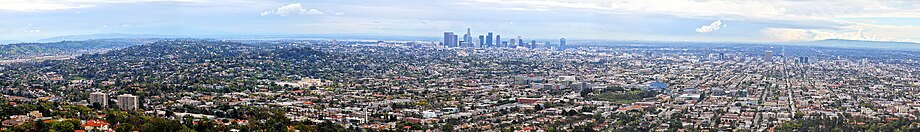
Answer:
[509, 38, 516, 47]
[443, 32, 455, 47]
[117, 94, 138, 110]
[799, 56, 809, 64]
[718, 52, 725, 60]
[473, 37, 481, 47]
[517, 36, 523, 47]
[559, 38, 566, 50]
[89, 92, 107, 107]
[531, 40, 537, 49]
[764, 50, 774, 62]
[451, 34, 459, 47]
[495, 35, 501, 48]
[464, 28, 472, 46]
[486, 32, 493, 48]
[478, 35, 485, 47]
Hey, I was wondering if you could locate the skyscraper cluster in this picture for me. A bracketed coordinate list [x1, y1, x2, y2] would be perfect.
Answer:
[443, 28, 565, 49]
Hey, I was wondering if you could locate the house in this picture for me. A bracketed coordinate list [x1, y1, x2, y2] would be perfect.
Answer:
[2, 120, 24, 127]
[82, 120, 110, 131]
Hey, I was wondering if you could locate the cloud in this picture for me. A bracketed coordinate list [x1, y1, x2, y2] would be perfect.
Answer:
[695, 20, 722, 33]
[25, 30, 41, 33]
[306, 9, 324, 15]
[468, 0, 920, 18]
[260, 11, 272, 16]
[763, 24, 920, 43]
[274, 3, 307, 16]
[263, 3, 325, 16]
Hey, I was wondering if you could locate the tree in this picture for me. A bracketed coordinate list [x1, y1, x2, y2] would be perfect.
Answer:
[166, 110, 176, 117]
[140, 117, 188, 132]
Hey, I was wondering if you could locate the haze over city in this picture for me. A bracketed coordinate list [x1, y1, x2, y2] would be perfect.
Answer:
[3, 0, 920, 43]
[3, 0, 920, 132]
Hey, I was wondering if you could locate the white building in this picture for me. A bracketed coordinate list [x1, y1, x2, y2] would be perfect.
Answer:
[117, 94, 138, 110]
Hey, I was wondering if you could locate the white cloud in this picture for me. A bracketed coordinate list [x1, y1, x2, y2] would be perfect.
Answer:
[334, 12, 345, 16]
[275, 3, 307, 16]
[25, 30, 41, 33]
[763, 24, 920, 43]
[695, 20, 722, 33]
[468, 0, 920, 18]
[263, 3, 325, 16]
[260, 11, 272, 16]
[306, 9, 324, 15]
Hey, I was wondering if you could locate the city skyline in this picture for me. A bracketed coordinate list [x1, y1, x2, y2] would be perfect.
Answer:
[2, 0, 920, 44]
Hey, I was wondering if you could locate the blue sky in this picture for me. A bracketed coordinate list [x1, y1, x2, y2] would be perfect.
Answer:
[2, 0, 920, 43]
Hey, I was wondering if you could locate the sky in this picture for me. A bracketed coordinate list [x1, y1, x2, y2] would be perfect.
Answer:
[1, 0, 920, 43]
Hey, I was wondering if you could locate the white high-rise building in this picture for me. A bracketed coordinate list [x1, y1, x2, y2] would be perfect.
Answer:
[89, 92, 107, 107]
[117, 94, 138, 110]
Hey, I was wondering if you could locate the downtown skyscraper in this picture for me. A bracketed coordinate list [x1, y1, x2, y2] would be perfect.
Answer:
[464, 28, 472, 46]
[478, 35, 485, 47]
[443, 32, 458, 47]
[495, 35, 501, 48]
[486, 32, 493, 48]
[559, 38, 566, 50]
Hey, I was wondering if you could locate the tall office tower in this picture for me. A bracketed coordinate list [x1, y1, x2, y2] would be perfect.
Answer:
[509, 38, 516, 47]
[495, 35, 501, 48]
[531, 40, 537, 49]
[89, 92, 107, 107]
[799, 56, 809, 64]
[451, 34, 459, 47]
[465, 28, 472, 46]
[478, 35, 485, 47]
[462, 34, 469, 46]
[117, 94, 138, 110]
[764, 50, 774, 62]
[559, 38, 566, 50]
[486, 32, 493, 48]
[443, 32, 454, 47]
[473, 37, 481, 47]
[517, 36, 523, 47]
[331, 39, 337, 45]
[718, 52, 725, 60]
